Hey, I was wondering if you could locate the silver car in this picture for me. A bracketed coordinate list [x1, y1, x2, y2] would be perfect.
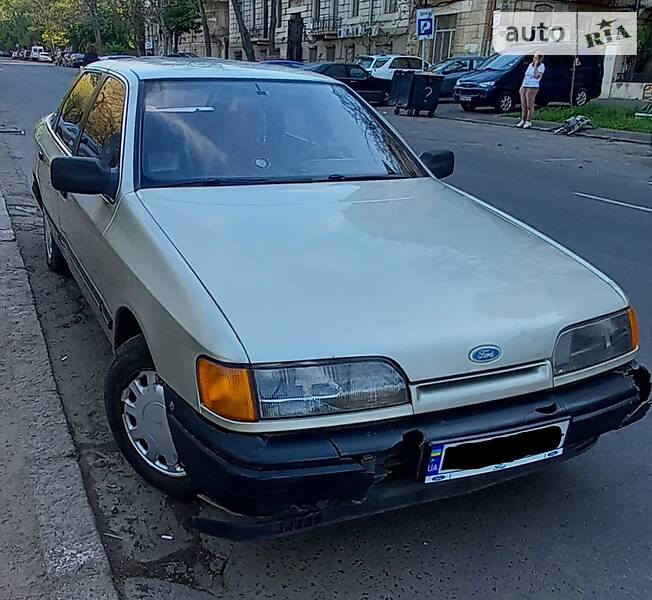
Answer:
[33, 59, 650, 539]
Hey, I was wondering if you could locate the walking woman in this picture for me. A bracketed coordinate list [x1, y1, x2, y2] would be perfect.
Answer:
[517, 53, 545, 129]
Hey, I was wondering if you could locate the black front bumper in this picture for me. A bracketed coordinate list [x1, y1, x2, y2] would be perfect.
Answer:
[167, 365, 650, 540]
[453, 87, 498, 106]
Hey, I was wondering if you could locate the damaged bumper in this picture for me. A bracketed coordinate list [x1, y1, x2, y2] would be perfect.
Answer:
[166, 364, 650, 540]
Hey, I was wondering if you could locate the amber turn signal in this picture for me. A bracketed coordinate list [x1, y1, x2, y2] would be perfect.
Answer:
[628, 307, 640, 351]
[196, 357, 257, 422]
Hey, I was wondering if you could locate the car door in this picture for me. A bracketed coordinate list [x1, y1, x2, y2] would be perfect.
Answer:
[60, 74, 127, 330]
[441, 59, 469, 96]
[538, 55, 572, 103]
[324, 63, 350, 85]
[36, 71, 103, 234]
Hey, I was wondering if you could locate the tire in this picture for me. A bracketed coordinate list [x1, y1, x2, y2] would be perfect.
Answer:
[393, 106, 400, 115]
[460, 102, 476, 112]
[43, 212, 69, 275]
[494, 91, 515, 113]
[104, 335, 197, 499]
[572, 87, 588, 107]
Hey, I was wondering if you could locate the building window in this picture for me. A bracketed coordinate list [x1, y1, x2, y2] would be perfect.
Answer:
[277, 0, 282, 28]
[351, 0, 359, 18]
[309, 47, 318, 61]
[234, 50, 243, 60]
[326, 45, 335, 61]
[383, 0, 396, 13]
[433, 13, 457, 63]
[313, 0, 320, 19]
[251, 0, 256, 27]
[332, 0, 338, 19]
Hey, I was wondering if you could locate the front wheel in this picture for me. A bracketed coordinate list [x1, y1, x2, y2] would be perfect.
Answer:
[494, 91, 515, 113]
[104, 335, 196, 498]
[43, 212, 69, 275]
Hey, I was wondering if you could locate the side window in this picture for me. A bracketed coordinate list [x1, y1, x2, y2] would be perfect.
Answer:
[390, 57, 409, 69]
[348, 65, 368, 80]
[406, 58, 422, 70]
[77, 77, 126, 169]
[326, 64, 349, 79]
[55, 72, 102, 151]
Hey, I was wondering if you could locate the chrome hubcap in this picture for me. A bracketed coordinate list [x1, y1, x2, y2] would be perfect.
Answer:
[121, 370, 186, 477]
[576, 91, 587, 105]
[501, 95, 512, 111]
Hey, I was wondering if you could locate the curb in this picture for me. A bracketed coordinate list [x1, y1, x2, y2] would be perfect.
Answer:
[0, 189, 119, 600]
[430, 113, 652, 146]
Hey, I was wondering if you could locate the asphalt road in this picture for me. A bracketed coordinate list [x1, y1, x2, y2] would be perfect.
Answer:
[1, 59, 651, 600]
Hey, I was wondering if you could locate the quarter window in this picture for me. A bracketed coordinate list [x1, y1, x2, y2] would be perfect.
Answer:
[55, 72, 102, 151]
[77, 76, 126, 169]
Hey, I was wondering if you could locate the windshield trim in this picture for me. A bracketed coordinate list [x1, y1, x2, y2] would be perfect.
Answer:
[134, 77, 428, 191]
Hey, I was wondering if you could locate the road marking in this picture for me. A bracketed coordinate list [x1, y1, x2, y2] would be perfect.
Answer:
[573, 192, 652, 214]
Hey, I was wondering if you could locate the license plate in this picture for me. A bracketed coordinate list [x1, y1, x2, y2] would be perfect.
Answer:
[424, 420, 569, 484]
[459, 95, 472, 102]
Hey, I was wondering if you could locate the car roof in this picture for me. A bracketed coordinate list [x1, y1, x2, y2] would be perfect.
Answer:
[91, 57, 329, 82]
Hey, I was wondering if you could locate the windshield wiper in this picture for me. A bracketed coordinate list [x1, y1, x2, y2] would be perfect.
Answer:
[326, 173, 408, 182]
[155, 176, 271, 188]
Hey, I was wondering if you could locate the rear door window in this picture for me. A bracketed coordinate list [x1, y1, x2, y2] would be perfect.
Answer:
[390, 57, 409, 69]
[55, 72, 102, 151]
[406, 58, 422, 70]
[326, 64, 349, 79]
[77, 76, 126, 169]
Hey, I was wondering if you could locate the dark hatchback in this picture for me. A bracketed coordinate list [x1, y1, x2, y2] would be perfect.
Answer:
[429, 55, 486, 98]
[303, 62, 391, 104]
[453, 52, 604, 113]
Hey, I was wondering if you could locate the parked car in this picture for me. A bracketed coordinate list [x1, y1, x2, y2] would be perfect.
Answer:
[263, 59, 304, 68]
[55, 51, 70, 66]
[303, 61, 391, 104]
[429, 55, 486, 98]
[38, 52, 53, 63]
[33, 58, 650, 539]
[30, 45, 44, 61]
[356, 54, 431, 81]
[166, 52, 198, 58]
[67, 53, 85, 68]
[453, 48, 604, 113]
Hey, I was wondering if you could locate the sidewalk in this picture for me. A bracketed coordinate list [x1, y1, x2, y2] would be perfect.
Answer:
[428, 102, 651, 146]
[0, 190, 118, 600]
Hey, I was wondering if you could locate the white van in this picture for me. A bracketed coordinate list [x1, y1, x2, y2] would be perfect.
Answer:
[30, 46, 44, 61]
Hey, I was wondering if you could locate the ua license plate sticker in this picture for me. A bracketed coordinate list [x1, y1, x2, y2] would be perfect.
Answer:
[424, 420, 569, 484]
[460, 95, 472, 101]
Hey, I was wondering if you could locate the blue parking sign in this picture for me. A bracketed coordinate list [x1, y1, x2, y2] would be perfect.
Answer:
[416, 8, 435, 40]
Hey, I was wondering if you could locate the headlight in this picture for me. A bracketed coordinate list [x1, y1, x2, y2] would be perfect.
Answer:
[197, 358, 409, 421]
[478, 81, 495, 88]
[552, 309, 638, 376]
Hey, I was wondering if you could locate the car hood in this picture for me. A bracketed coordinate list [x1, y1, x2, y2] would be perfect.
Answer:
[137, 179, 625, 382]
[457, 70, 504, 85]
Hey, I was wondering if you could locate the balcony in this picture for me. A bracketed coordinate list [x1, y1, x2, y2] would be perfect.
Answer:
[310, 17, 342, 39]
[249, 26, 269, 44]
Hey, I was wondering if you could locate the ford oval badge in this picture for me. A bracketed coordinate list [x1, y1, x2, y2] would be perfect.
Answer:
[469, 345, 502, 364]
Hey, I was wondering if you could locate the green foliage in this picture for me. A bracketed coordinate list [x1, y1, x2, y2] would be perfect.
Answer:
[531, 103, 652, 135]
[163, 0, 200, 36]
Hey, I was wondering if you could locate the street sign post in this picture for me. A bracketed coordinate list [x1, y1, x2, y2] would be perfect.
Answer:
[416, 7, 435, 68]
[416, 8, 435, 40]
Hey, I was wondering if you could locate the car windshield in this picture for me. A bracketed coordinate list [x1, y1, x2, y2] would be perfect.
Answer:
[478, 53, 521, 71]
[356, 57, 374, 69]
[139, 79, 425, 188]
[431, 60, 452, 74]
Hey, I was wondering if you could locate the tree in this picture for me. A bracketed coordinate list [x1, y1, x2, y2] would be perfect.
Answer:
[267, 0, 276, 57]
[229, 0, 254, 60]
[163, 0, 199, 51]
[196, 0, 210, 56]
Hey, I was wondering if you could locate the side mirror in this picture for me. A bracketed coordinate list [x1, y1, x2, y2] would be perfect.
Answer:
[51, 156, 119, 198]
[420, 150, 454, 179]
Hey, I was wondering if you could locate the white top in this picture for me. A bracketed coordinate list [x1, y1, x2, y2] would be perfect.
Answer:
[522, 63, 545, 88]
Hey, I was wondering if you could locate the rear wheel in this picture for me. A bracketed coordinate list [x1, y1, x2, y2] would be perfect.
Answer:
[460, 101, 476, 112]
[104, 335, 196, 498]
[494, 91, 515, 113]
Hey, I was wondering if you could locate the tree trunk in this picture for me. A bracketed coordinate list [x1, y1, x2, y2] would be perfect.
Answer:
[87, 0, 103, 52]
[230, 0, 255, 61]
[197, 0, 212, 57]
[267, 0, 276, 57]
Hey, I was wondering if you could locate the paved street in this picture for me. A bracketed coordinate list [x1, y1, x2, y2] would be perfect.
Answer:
[1, 59, 651, 599]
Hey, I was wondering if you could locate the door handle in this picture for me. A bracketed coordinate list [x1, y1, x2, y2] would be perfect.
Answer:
[37, 150, 44, 162]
